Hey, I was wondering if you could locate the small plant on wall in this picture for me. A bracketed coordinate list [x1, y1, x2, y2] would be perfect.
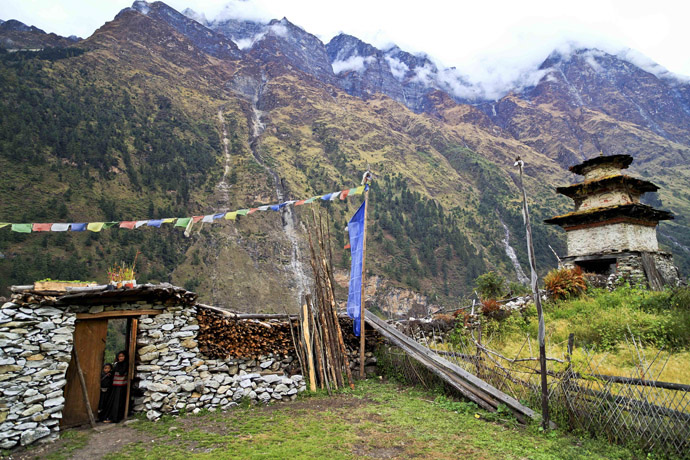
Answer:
[108, 252, 139, 288]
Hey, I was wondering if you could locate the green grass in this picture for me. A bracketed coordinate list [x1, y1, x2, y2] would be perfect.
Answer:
[90, 380, 643, 460]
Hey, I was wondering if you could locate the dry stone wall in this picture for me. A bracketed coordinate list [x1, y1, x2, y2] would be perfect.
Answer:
[0, 302, 75, 449]
[133, 305, 306, 420]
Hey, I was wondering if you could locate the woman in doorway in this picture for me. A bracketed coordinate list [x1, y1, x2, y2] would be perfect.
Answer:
[104, 350, 128, 423]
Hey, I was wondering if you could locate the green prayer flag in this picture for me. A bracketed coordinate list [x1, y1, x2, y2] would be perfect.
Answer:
[11, 223, 32, 233]
[103, 222, 119, 229]
[304, 196, 318, 204]
[175, 217, 191, 228]
[0, 223, 9, 229]
[236, 209, 249, 216]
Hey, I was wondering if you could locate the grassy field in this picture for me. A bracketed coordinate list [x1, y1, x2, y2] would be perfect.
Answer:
[10, 379, 648, 460]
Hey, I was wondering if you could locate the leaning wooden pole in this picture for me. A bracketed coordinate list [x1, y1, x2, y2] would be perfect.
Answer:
[515, 157, 550, 430]
[359, 171, 371, 379]
[72, 347, 97, 429]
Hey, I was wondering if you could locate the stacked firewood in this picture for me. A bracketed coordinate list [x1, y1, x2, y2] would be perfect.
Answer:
[198, 308, 295, 359]
[291, 209, 355, 393]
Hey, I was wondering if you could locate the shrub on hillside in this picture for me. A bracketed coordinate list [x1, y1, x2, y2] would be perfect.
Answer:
[544, 267, 587, 300]
[481, 298, 508, 320]
[474, 271, 506, 300]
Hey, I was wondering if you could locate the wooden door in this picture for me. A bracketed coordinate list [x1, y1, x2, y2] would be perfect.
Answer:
[61, 319, 108, 427]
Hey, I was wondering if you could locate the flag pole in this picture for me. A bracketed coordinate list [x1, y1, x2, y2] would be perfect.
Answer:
[359, 169, 371, 379]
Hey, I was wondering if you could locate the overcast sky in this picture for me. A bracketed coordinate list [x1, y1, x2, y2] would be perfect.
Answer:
[3, 0, 689, 94]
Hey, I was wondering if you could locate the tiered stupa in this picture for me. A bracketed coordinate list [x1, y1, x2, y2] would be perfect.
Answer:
[544, 154, 680, 287]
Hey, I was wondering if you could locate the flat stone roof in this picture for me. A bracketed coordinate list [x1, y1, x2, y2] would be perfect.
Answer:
[556, 175, 659, 198]
[569, 154, 633, 176]
[8, 283, 197, 307]
[544, 203, 674, 228]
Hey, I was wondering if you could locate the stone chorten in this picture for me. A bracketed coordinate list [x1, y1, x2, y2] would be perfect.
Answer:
[544, 154, 680, 287]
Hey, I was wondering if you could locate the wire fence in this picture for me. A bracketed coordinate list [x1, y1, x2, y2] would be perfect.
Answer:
[378, 326, 690, 458]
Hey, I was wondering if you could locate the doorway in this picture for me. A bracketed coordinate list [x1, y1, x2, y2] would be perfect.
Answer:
[61, 315, 139, 428]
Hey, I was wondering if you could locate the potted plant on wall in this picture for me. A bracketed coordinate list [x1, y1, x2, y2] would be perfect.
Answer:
[108, 252, 139, 289]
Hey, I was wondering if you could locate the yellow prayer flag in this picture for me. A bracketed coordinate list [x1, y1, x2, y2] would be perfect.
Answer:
[224, 212, 238, 220]
[353, 186, 365, 195]
[87, 222, 105, 232]
[162, 218, 175, 224]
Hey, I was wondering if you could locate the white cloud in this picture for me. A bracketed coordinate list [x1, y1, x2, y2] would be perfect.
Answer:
[267, 23, 288, 37]
[232, 31, 265, 49]
[332, 55, 375, 74]
[384, 56, 408, 80]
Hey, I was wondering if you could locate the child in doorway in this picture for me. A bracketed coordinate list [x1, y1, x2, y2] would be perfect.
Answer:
[97, 363, 114, 422]
[104, 351, 129, 423]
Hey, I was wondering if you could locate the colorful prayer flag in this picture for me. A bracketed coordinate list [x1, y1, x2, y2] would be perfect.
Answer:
[120, 221, 136, 229]
[192, 216, 203, 223]
[175, 217, 191, 228]
[346, 200, 367, 336]
[11, 223, 32, 233]
[87, 222, 105, 232]
[321, 193, 333, 201]
[258, 206, 270, 211]
[213, 213, 225, 220]
[70, 223, 87, 232]
[236, 209, 249, 216]
[340, 189, 350, 200]
[270, 205, 280, 211]
[162, 218, 175, 224]
[32, 223, 52, 232]
[103, 222, 119, 229]
[248, 208, 259, 214]
[135, 220, 148, 228]
[294, 200, 306, 206]
[201, 215, 214, 223]
[0, 223, 9, 229]
[224, 212, 237, 220]
[147, 220, 163, 228]
[329, 192, 340, 201]
[51, 223, 70, 232]
[353, 186, 365, 195]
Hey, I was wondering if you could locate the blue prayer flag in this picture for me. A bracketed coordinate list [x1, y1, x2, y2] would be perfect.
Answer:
[70, 223, 87, 232]
[270, 205, 280, 211]
[346, 200, 366, 336]
[147, 220, 163, 228]
[213, 213, 225, 220]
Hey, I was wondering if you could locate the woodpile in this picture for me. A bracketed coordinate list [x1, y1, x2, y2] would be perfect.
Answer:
[197, 308, 295, 359]
[290, 210, 355, 392]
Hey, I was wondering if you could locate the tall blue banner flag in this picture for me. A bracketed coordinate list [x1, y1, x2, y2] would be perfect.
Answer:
[347, 200, 366, 336]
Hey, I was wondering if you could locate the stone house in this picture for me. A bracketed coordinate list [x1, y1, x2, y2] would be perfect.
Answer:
[544, 154, 681, 287]
[0, 284, 310, 449]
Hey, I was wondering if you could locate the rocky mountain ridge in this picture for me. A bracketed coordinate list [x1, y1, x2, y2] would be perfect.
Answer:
[0, 1, 688, 314]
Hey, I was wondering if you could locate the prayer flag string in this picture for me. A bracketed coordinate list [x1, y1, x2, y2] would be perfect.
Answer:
[0, 185, 367, 233]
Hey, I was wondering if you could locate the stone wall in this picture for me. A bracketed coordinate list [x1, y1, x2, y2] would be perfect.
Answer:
[0, 302, 75, 449]
[0, 290, 379, 451]
[566, 223, 658, 256]
[133, 306, 306, 420]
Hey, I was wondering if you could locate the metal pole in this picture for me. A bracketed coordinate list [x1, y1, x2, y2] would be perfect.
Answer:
[515, 157, 550, 430]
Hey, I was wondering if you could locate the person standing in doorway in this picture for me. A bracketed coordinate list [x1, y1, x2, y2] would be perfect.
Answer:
[104, 350, 128, 423]
[97, 363, 114, 422]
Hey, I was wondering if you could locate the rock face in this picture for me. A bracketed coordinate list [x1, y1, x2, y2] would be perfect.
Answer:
[129, 0, 241, 60]
[0, 19, 80, 49]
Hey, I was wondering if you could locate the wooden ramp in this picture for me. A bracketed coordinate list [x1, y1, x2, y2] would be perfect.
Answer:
[365, 311, 543, 425]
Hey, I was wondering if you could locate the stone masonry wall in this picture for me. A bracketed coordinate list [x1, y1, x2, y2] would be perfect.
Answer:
[0, 302, 75, 449]
[133, 306, 306, 420]
[566, 223, 658, 256]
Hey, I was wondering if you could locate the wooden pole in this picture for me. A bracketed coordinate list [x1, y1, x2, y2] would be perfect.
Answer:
[71, 347, 97, 429]
[359, 172, 371, 379]
[301, 300, 317, 392]
[515, 157, 550, 430]
[123, 318, 138, 421]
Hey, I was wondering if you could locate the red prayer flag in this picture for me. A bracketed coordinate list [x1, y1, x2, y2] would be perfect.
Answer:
[248, 208, 259, 214]
[192, 216, 203, 223]
[294, 200, 306, 206]
[119, 221, 136, 229]
[340, 189, 350, 200]
[32, 223, 52, 232]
